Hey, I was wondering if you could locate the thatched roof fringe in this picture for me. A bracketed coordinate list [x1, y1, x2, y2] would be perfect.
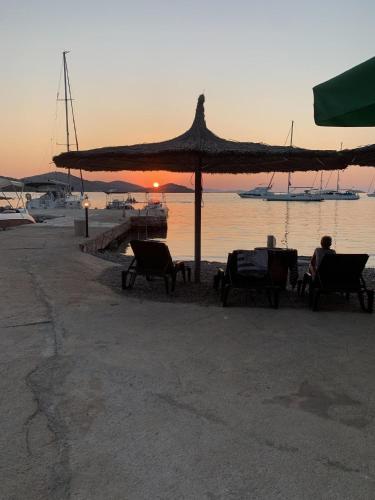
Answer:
[53, 94, 365, 174]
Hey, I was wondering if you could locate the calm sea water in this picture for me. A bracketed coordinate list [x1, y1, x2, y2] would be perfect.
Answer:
[87, 192, 375, 266]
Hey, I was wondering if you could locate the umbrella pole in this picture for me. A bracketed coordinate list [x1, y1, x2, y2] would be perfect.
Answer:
[194, 168, 202, 283]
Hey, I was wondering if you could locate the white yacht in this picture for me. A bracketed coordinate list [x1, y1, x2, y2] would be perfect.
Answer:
[106, 192, 168, 221]
[309, 171, 359, 200]
[239, 173, 275, 199]
[105, 191, 138, 209]
[265, 122, 323, 202]
[239, 186, 273, 199]
[139, 193, 169, 219]
[266, 190, 323, 202]
[316, 189, 359, 200]
[25, 180, 83, 210]
[0, 177, 36, 229]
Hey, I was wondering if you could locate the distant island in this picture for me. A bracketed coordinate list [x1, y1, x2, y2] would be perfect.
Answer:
[18, 171, 194, 193]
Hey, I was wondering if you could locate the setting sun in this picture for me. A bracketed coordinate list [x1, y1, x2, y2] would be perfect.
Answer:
[153, 182, 159, 188]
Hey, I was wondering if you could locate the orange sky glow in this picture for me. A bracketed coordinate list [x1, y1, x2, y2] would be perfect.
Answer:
[1, 1, 375, 191]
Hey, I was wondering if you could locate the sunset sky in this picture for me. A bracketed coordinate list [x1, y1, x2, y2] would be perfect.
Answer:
[1, 0, 375, 190]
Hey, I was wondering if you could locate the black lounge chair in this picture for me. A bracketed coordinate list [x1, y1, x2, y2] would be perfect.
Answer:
[122, 240, 191, 294]
[304, 253, 373, 312]
[219, 248, 298, 308]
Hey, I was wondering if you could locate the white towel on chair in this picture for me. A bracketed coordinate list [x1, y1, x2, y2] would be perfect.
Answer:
[237, 249, 268, 277]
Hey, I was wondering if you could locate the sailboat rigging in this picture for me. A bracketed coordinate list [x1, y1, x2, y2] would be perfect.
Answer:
[25, 52, 85, 210]
[266, 122, 323, 202]
[368, 173, 375, 197]
[61, 50, 84, 194]
[309, 142, 359, 200]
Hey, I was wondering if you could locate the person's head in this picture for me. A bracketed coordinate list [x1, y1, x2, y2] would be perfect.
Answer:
[321, 235, 332, 249]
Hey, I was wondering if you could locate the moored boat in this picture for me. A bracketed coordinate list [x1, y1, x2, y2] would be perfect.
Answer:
[0, 177, 36, 229]
[25, 180, 83, 210]
[266, 191, 323, 201]
[315, 189, 359, 200]
[239, 186, 273, 199]
[265, 122, 323, 202]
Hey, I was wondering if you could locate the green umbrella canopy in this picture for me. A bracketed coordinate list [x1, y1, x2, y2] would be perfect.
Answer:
[314, 57, 375, 127]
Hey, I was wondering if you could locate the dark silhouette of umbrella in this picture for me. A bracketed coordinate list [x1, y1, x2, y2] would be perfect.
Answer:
[54, 95, 350, 282]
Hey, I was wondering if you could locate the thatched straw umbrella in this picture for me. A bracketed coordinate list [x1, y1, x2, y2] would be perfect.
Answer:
[54, 95, 351, 282]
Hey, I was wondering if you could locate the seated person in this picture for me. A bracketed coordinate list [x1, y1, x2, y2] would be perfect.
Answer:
[309, 235, 336, 278]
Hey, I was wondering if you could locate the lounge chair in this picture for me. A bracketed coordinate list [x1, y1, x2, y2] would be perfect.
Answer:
[219, 248, 298, 308]
[303, 253, 373, 312]
[121, 240, 191, 294]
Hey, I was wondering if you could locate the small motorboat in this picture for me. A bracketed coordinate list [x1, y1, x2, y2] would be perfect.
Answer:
[0, 177, 36, 229]
[238, 186, 273, 199]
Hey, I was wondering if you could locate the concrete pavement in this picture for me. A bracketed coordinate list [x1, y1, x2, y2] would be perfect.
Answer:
[0, 224, 374, 499]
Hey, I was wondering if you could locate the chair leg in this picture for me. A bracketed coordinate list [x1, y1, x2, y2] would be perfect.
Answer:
[121, 270, 127, 289]
[367, 290, 374, 313]
[300, 273, 311, 298]
[222, 285, 230, 307]
[171, 272, 177, 292]
[181, 264, 186, 283]
[312, 290, 320, 311]
[122, 270, 136, 289]
[358, 291, 366, 311]
[273, 289, 279, 309]
[359, 290, 374, 313]
[266, 289, 273, 307]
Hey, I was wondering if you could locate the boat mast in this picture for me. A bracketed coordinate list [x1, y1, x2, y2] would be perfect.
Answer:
[267, 172, 275, 189]
[61, 51, 84, 195]
[337, 142, 343, 192]
[287, 120, 294, 194]
[63, 51, 71, 191]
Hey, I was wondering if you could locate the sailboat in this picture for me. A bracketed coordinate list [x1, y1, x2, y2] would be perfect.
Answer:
[310, 170, 359, 200]
[266, 122, 323, 202]
[26, 52, 84, 211]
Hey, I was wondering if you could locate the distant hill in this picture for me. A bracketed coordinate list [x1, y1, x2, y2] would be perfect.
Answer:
[19, 171, 193, 193]
[145, 183, 193, 193]
[22, 171, 144, 193]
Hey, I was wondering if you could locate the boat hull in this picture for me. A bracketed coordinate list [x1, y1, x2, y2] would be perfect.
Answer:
[238, 188, 272, 199]
[0, 213, 36, 230]
[266, 194, 323, 201]
[239, 193, 269, 199]
[316, 191, 359, 200]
